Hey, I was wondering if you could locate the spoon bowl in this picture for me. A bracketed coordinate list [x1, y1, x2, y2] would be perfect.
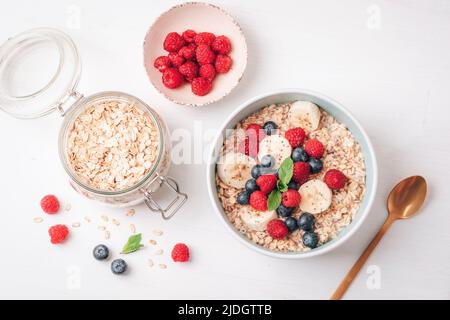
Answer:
[387, 175, 427, 219]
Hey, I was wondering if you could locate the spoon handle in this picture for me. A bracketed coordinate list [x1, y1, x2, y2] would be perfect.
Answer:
[330, 215, 396, 300]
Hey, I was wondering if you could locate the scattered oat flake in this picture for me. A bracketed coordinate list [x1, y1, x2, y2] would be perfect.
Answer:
[130, 224, 136, 233]
[98, 225, 106, 231]
[159, 263, 167, 269]
[33, 217, 43, 223]
[84, 216, 91, 223]
[101, 215, 109, 222]
[148, 239, 157, 245]
[155, 249, 164, 255]
[152, 229, 163, 236]
[64, 203, 72, 211]
[148, 259, 154, 267]
[112, 218, 120, 226]
[72, 222, 81, 228]
[126, 209, 135, 217]
[104, 230, 110, 239]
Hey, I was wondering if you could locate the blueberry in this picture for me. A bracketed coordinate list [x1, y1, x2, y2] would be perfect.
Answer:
[245, 179, 259, 193]
[251, 165, 263, 179]
[111, 259, 127, 274]
[261, 154, 275, 168]
[277, 204, 294, 218]
[287, 180, 300, 190]
[298, 212, 315, 231]
[285, 217, 298, 233]
[93, 244, 109, 260]
[292, 147, 309, 162]
[308, 158, 323, 174]
[237, 191, 250, 205]
[263, 121, 278, 135]
[302, 232, 319, 248]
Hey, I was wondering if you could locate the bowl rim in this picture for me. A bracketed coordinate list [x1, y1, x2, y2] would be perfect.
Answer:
[206, 88, 378, 259]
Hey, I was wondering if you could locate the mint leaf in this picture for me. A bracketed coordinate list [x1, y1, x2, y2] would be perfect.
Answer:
[278, 157, 294, 185]
[267, 190, 282, 211]
[121, 233, 144, 254]
[277, 180, 288, 192]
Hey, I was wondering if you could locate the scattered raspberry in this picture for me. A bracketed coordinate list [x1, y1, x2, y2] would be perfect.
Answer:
[162, 68, 184, 89]
[182, 29, 197, 43]
[211, 35, 232, 54]
[171, 243, 190, 262]
[324, 169, 347, 190]
[178, 45, 196, 60]
[215, 54, 232, 73]
[48, 224, 69, 244]
[194, 32, 216, 46]
[153, 56, 172, 73]
[163, 32, 185, 52]
[304, 139, 324, 158]
[256, 174, 277, 194]
[292, 162, 310, 185]
[238, 135, 259, 158]
[40, 194, 60, 214]
[179, 61, 199, 82]
[267, 219, 288, 239]
[199, 64, 216, 81]
[246, 123, 264, 142]
[281, 189, 301, 207]
[285, 127, 306, 148]
[191, 77, 212, 96]
[196, 44, 216, 65]
[249, 191, 268, 211]
[168, 52, 185, 68]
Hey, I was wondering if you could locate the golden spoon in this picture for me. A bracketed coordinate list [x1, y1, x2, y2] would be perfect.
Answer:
[330, 175, 427, 300]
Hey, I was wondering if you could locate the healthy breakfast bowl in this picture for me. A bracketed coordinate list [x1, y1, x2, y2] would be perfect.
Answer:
[206, 89, 378, 258]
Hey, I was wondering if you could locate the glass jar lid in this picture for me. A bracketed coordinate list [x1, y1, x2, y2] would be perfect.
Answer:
[0, 28, 81, 119]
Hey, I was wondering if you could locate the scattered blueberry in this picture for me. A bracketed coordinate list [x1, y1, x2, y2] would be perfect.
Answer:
[251, 165, 263, 179]
[263, 121, 278, 135]
[285, 217, 298, 233]
[277, 204, 294, 218]
[303, 232, 319, 248]
[308, 158, 323, 174]
[261, 154, 275, 168]
[93, 244, 109, 260]
[292, 147, 309, 162]
[237, 191, 250, 205]
[111, 259, 127, 274]
[287, 180, 300, 190]
[245, 179, 259, 193]
[298, 212, 315, 231]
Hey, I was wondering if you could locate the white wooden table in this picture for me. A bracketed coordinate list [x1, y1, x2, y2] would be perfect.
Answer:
[0, 0, 448, 299]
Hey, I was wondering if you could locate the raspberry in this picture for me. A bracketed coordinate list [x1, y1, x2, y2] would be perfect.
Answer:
[171, 243, 190, 262]
[266, 219, 288, 239]
[182, 29, 197, 43]
[179, 61, 199, 82]
[281, 189, 301, 207]
[285, 127, 306, 148]
[48, 224, 69, 244]
[211, 35, 232, 54]
[246, 123, 264, 142]
[162, 68, 184, 89]
[168, 52, 185, 68]
[191, 77, 212, 96]
[194, 32, 216, 46]
[199, 64, 216, 81]
[178, 45, 196, 60]
[153, 56, 172, 73]
[196, 44, 216, 65]
[324, 169, 347, 190]
[249, 191, 268, 211]
[215, 54, 232, 73]
[256, 174, 277, 194]
[304, 139, 324, 158]
[292, 161, 310, 185]
[163, 32, 185, 52]
[40, 194, 60, 214]
[238, 135, 259, 158]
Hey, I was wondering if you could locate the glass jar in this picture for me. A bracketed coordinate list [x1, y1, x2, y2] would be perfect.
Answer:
[0, 28, 186, 219]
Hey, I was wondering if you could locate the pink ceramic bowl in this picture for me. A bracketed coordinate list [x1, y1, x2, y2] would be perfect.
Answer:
[143, 2, 248, 106]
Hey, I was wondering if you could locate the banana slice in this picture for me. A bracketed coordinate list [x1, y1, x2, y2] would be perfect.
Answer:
[299, 179, 332, 214]
[258, 135, 292, 168]
[288, 101, 321, 132]
[240, 207, 277, 231]
[217, 152, 256, 189]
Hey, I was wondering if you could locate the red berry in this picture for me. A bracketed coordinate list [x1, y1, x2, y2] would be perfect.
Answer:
[324, 169, 347, 190]
[168, 52, 185, 68]
[162, 68, 184, 89]
[292, 162, 310, 185]
[215, 54, 232, 73]
[199, 64, 216, 80]
[256, 174, 277, 194]
[249, 191, 268, 211]
[211, 35, 232, 54]
[182, 29, 197, 43]
[246, 123, 264, 142]
[267, 219, 288, 239]
[40, 194, 60, 214]
[191, 77, 212, 96]
[178, 45, 196, 60]
[281, 189, 301, 207]
[163, 32, 185, 52]
[171, 243, 190, 262]
[194, 32, 216, 46]
[238, 135, 259, 158]
[153, 56, 172, 73]
[48, 224, 69, 244]
[285, 127, 306, 148]
[304, 139, 324, 158]
[179, 61, 199, 82]
[196, 44, 216, 65]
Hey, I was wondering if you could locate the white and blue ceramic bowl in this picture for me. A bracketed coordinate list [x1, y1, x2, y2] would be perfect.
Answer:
[206, 89, 378, 258]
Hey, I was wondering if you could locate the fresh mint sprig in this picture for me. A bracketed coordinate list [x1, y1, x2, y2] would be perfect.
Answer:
[267, 157, 294, 210]
[121, 233, 144, 254]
